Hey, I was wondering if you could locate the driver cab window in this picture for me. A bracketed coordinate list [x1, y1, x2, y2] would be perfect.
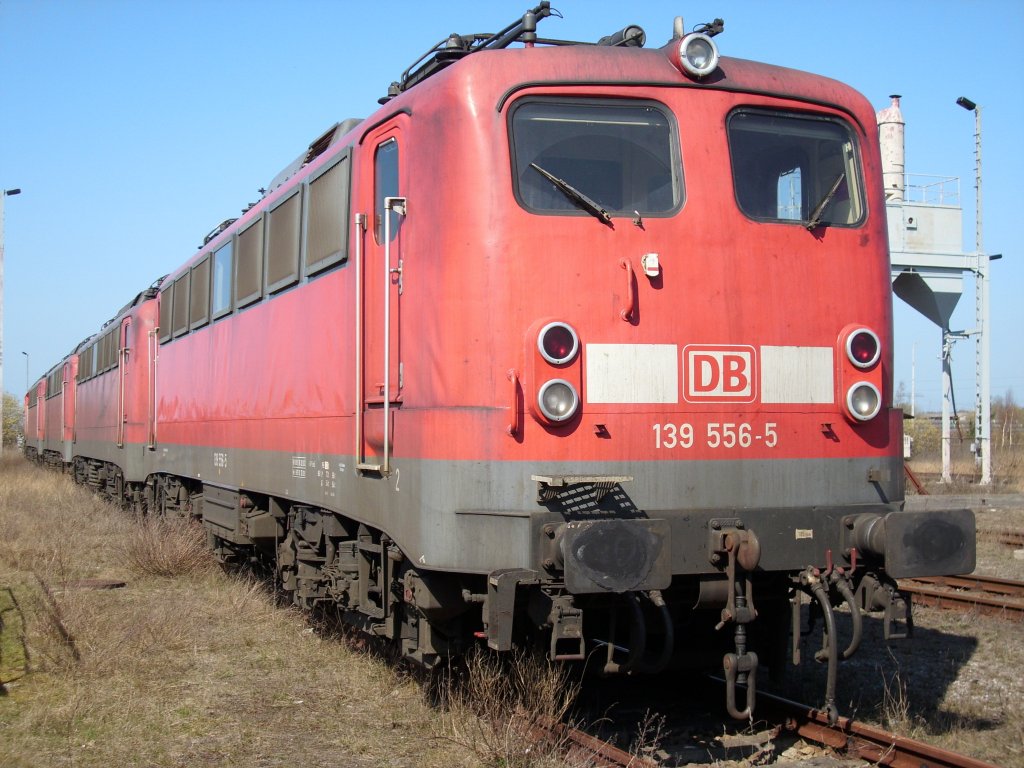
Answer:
[728, 110, 864, 227]
[509, 99, 681, 219]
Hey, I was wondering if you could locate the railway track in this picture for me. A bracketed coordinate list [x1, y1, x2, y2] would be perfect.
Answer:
[977, 528, 1024, 549]
[541, 688, 999, 768]
[538, 718, 656, 768]
[900, 574, 1024, 619]
[903, 491, 1024, 512]
[757, 690, 1000, 768]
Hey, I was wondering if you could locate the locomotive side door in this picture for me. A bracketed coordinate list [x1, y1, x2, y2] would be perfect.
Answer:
[356, 124, 406, 474]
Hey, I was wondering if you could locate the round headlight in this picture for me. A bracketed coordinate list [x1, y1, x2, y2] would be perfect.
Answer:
[846, 328, 881, 369]
[538, 322, 579, 365]
[846, 382, 881, 421]
[678, 33, 718, 77]
[537, 379, 579, 423]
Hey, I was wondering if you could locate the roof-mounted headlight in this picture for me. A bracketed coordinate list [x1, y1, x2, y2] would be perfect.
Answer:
[675, 32, 719, 78]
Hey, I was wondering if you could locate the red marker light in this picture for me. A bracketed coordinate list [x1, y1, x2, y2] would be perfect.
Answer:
[846, 329, 880, 369]
[538, 322, 579, 365]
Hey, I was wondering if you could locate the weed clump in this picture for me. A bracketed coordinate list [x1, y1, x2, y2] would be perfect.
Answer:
[432, 649, 586, 768]
[121, 516, 213, 578]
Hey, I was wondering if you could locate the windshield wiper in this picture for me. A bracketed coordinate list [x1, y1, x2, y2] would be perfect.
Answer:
[530, 163, 612, 225]
[804, 172, 845, 230]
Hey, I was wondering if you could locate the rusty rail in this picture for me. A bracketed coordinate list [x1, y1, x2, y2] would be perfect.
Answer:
[977, 529, 1024, 549]
[904, 462, 929, 495]
[757, 689, 999, 768]
[532, 715, 654, 768]
[900, 574, 1024, 620]
[559, 721, 654, 768]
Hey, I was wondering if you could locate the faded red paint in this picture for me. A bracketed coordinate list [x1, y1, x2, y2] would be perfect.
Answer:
[57, 44, 894, 476]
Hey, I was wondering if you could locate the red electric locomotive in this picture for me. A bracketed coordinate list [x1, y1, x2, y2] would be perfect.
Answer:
[24, 354, 77, 471]
[28, 5, 975, 721]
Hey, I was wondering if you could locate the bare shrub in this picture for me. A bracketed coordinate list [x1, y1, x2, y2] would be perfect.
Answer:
[992, 445, 1024, 491]
[432, 649, 583, 767]
[629, 710, 667, 764]
[121, 516, 213, 578]
[905, 417, 941, 456]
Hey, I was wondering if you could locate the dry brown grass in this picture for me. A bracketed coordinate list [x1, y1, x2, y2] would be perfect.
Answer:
[0, 455, 474, 767]
[994, 445, 1024, 492]
[431, 649, 589, 768]
[879, 663, 912, 733]
[0, 458, 123, 584]
[907, 443, 1024, 493]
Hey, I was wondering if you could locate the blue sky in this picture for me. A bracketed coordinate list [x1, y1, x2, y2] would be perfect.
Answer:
[2, 0, 1022, 412]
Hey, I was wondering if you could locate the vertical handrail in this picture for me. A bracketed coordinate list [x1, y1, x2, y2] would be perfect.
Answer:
[61, 369, 68, 435]
[354, 213, 379, 472]
[117, 338, 126, 448]
[383, 205, 391, 476]
[506, 369, 520, 437]
[381, 197, 407, 477]
[619, 258, 636, 322]
[61, 375, 68, 455]
[147, 329, 157, 449]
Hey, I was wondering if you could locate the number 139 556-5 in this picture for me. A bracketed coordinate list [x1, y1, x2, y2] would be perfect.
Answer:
[652, 422, 778, 450]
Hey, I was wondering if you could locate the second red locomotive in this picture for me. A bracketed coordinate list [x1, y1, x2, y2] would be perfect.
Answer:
[25, 5, 975, 721]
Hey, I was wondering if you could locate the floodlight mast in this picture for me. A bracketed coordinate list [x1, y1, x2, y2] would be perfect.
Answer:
[957, 96, 990, 486]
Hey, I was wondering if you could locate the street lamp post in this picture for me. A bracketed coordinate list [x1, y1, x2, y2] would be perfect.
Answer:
[22, 351, 29, 394]
[1, 187, 23, 458]
[956, 96, 991, 485]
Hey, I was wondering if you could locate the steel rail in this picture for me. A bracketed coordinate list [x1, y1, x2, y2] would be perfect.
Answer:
[558, 721, 654, 768]
[528, 715, 655, 768]
[756, 689, 999, 768]
[904, 462, 929, 495]
[900, 579, 1024, 619]
[977, 529, 1024, 549]
[911, 574, 1024, 597]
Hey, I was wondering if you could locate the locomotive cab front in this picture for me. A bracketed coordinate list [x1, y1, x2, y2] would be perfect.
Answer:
[415, 16, 978, 722]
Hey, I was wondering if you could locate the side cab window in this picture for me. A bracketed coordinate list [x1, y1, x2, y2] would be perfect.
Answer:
[374, 138, 400, 244]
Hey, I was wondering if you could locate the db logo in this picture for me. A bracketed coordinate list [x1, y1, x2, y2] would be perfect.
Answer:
[683, 345, 757, 403]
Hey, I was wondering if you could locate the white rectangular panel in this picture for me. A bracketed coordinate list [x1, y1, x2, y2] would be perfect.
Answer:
[585, 344, 678, 404]
[760, 346, 834, 404]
